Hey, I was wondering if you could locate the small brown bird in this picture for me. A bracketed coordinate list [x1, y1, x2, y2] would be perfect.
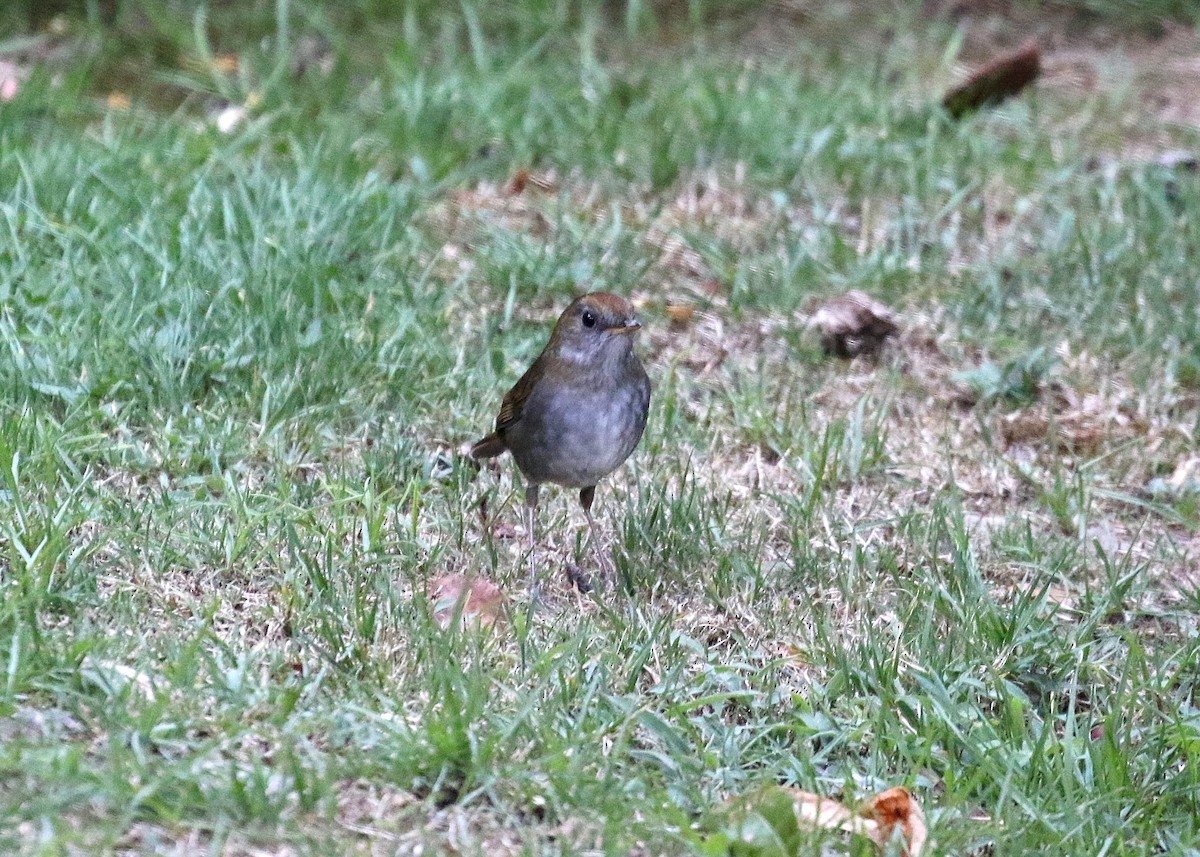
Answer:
[471, 292, 651, 589]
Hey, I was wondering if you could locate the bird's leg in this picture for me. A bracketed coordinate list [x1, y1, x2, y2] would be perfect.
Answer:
[579, 485, 614, 583]
[524, 483, 540, 596]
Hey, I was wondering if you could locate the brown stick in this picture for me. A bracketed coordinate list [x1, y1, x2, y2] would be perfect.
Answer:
[942, 42, 1041, 119]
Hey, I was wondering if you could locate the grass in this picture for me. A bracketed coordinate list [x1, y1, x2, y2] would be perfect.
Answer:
[2, 0, 1200, 855]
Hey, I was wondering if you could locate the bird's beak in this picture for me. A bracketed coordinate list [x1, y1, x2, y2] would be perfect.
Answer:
[605, 319, 641, 335]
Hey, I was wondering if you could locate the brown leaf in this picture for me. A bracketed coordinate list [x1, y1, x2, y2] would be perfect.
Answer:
[809, 290, 899, 359]
[428, 574, 506, 629]
[943, 42, 1041, 119]
[858, 787, 927, 856]
[783, 786, 926, 855]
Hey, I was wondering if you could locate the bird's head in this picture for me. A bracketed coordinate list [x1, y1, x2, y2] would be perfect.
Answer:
[549, 292, 643, 365]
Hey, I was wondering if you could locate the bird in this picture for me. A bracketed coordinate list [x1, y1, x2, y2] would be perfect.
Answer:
[470, 291, 651, 591]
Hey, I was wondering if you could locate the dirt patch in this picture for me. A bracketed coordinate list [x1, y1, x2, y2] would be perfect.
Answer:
[432, 158, 1200, 627]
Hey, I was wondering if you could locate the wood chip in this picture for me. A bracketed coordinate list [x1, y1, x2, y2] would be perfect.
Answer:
[943, 42, 1041, 118]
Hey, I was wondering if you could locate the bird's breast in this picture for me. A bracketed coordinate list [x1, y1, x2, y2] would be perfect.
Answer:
[503, 363, 650, 489]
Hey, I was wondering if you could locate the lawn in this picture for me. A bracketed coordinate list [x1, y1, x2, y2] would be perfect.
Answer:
[2, 1, 1199, 854]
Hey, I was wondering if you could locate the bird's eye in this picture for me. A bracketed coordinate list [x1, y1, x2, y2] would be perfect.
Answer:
[581, 310, 597, 329]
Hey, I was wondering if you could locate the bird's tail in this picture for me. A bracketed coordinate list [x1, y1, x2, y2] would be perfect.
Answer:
[469, 433, 506, 460]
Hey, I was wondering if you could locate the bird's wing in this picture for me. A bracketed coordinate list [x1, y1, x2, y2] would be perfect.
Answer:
[494, 353, 543, 434]
[470, 353, 548, 461]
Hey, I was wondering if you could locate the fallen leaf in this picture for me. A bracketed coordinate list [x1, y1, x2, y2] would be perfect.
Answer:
[858, 786, 927, 856]
[721, 785, 926, 856]
[808, 290, 899, 359]
[429, 573, 505, 629]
